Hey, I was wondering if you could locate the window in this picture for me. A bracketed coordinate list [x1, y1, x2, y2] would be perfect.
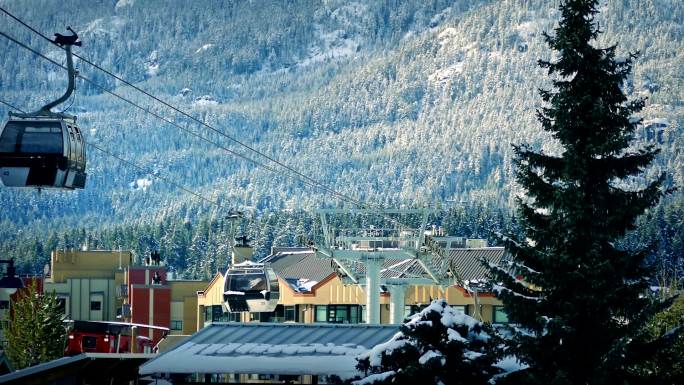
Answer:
[284, 305, 298, 322]
[90, 301, 101, 311]
[56, 298, 67, 314]
[315, 306, 327, 322]
[0, 300, 9, 310]
[404, 305, 427, 318]
[493, 306, 509, 324]
[205, 305, 240, 324]
[19, 123, 64, 154]
[228, 273, 267, 292]
[268, 270, 279, 292]
[451, 305, 467, 314]
[171, 320, 183, 330]
[249, 311, 281, 322]
[315, 305, 363, 324]
[82, 336, 98, 349]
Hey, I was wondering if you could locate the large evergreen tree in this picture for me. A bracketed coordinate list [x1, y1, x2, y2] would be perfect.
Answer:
[5, 282, 67, 369]
[489, 1, 666, 384]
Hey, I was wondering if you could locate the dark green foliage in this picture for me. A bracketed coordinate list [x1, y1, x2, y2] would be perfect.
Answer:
[1, 206, 517, 277]
[5, 282, 67, 369]
[489, 1, 667, 384]
[623, 294, 684, 385]
[355, 300, 502, 385]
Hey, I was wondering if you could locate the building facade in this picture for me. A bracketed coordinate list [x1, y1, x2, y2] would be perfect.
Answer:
[197, 246, 508, 330]
[44, 250, 132, 322]
[44, 249, 208, 346]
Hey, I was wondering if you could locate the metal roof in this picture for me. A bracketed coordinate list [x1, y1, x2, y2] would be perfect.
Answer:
[261, 250, 335, 292]
[260, 247, 506, 288]
[448, 247, 506, 281]
[140, 323, 399, 378]
[0, 353, 154, 385]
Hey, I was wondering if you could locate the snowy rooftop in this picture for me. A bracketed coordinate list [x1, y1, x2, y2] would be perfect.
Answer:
[260, 249, 334, 293]
[139, 323, 399, 378]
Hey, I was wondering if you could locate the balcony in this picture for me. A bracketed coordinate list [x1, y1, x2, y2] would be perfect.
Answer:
[116, 284, 128, 298]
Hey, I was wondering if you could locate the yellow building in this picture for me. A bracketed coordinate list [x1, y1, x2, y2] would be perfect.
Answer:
[44, 249, 209, 340]
[44, 249, 132, 321]
[197, 247, 508, 330]
[168, 280, 208, 335]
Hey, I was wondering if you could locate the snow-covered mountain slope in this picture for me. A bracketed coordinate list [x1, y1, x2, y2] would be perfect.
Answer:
[0, 0, 681, 231]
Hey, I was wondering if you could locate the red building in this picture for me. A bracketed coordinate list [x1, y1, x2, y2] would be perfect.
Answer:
[126, 264, 170, 345]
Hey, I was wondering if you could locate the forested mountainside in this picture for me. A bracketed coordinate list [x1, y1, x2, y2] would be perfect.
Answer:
[0, 0, 682, 276]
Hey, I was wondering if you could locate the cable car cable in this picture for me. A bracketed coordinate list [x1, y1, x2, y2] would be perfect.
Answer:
[0, 6, 365, 209]
[0, 30, 332, 197]
[0, 9, 419, 229]
[0, 29, 377, 216]
[0, 98, 219, 206]
[0, 19, 421, 228]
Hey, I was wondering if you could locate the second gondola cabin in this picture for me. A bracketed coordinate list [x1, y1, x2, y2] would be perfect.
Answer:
[0, 115, 86, 189]
[223, 261, 279, 313]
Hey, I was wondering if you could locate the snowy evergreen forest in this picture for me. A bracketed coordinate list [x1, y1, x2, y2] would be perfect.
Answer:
[0, 0, 682, 279]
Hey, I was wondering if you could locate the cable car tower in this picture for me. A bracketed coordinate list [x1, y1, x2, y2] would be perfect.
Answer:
[0, 27, 86, 189]
[314, 209, 457, 324]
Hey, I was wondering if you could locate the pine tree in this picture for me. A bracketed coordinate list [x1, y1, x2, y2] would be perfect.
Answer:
[5, 282, 67, 369]
[488, 1, 666, 384]
[355, 300, 502, 385]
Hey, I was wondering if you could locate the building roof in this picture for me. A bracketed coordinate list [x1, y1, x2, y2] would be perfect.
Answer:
[259, 246, 506, 290]
[0, 353, 154, 385]
[139, 323, 399, 379]
[335, 247, 506, 284]
[261, 250, 335, 292]
[448, 247, 506, 281]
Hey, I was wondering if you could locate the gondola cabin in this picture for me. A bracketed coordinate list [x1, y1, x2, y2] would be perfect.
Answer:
[223, 261, 279, 313]
[0, 116, 86, 189]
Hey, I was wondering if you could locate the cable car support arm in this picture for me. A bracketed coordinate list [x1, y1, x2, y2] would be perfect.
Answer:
[11, 27, 80, 119]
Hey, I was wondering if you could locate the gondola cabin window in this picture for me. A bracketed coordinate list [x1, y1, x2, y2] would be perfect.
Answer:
[0, 121, 63, 154]
[228, 273, 267, 292]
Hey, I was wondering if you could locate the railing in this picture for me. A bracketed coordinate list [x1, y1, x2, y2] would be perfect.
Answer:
[116, 284, 128, 298]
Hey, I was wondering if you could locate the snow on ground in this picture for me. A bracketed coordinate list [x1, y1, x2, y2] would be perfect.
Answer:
[299, 27, 359, 67]
[438, 27, 459, 47]
[145, 50, 160, 77]
[515, 20, 542, 40]
[129, 178, 152, 191]
[330, 1, 368, 24]
[193, 95, 219, 106]
[429, 62, 464, 85]
[195, 44, 214, 54]
[81, 16, 127, 36]
[115, 0, 136, 10]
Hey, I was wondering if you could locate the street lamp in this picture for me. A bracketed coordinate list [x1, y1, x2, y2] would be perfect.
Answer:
[0, 259, 24, 295]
